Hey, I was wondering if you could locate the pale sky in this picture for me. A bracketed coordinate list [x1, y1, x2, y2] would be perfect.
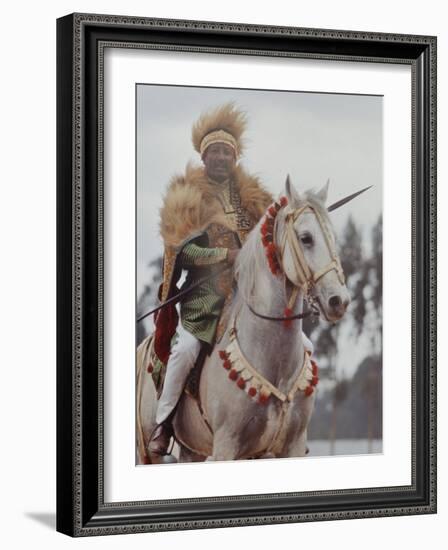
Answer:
[137, 84, 383, 298]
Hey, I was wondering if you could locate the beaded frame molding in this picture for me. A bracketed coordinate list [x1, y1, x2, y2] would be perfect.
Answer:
[56, 13, 437, 537]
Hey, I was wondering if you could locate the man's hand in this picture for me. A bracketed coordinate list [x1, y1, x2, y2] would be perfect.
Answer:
[226, 249, 239, 265]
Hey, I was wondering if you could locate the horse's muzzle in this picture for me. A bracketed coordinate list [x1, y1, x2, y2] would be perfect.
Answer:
[327, 294, 350, 320]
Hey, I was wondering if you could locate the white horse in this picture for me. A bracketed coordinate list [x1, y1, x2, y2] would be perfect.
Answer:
[137, 177, 350, 463]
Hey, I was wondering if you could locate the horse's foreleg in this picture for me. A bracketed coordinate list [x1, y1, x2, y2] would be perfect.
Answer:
[280, 428, 309, 458]
[256, 452, 276, 459]
[179, 444, 206, 463]
[207, 429, 241, 461]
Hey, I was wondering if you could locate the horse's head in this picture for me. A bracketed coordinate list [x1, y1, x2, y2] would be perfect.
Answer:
[276, 176, 350, 322]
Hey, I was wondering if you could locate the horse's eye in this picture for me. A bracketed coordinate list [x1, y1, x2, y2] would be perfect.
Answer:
[300, 233, 313, 247]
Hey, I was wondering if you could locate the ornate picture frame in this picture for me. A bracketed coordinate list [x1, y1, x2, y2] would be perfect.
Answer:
[56, 13, 436, 536]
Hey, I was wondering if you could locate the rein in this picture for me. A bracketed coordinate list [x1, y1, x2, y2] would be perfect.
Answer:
[246, 302, 319, 322]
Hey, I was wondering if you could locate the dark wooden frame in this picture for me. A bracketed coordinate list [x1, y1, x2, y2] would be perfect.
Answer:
[57, 13, 437, 537]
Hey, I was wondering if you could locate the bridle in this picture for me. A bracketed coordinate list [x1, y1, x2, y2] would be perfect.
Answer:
[246, 200, 345, 323]
[279, 203, 345, 292]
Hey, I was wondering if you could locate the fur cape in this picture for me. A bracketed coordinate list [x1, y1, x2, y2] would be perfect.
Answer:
[160, 163, 273, 248]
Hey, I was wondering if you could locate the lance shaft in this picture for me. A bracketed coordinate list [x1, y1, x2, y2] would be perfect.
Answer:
[137, 264, 231, 323]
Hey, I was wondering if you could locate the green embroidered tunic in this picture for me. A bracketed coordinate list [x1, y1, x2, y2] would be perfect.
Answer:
[170, 175, 257, 346]
[178, 241, 229, 345]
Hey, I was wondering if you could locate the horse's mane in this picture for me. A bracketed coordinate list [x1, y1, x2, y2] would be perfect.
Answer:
[234, 189, 333, 302]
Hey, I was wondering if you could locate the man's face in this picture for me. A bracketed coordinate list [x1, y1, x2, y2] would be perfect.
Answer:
[202, 142, 236, 182]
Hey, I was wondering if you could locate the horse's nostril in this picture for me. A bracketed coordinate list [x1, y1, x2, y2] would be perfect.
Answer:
[329, 295, 342, 309]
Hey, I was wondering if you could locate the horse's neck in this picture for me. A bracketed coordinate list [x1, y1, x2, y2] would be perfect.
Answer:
[235, 272, 305, 392]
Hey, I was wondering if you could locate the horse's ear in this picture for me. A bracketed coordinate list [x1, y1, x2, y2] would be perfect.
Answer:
[285, 174, 301, 206]
[316, 178, 330, 204]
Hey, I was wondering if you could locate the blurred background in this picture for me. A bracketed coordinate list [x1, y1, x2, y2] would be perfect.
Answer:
[137, 84, 383, 457]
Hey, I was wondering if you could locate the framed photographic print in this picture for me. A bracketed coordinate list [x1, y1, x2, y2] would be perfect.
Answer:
[56, 13, 437, 536]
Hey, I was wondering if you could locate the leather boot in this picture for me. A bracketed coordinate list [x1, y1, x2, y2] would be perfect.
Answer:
[147, 422, 174, 456]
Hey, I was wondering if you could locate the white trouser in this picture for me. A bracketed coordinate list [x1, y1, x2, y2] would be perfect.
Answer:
[156, 324, 201, 424]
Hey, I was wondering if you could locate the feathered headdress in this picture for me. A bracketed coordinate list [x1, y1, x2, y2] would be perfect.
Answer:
[191, 102, 247, 158]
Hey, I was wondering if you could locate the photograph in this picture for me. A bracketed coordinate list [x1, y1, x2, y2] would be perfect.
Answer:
[135, 87, 383, 465]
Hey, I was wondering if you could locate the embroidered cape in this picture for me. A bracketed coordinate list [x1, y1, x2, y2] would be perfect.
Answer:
[153, 162, 272, 365]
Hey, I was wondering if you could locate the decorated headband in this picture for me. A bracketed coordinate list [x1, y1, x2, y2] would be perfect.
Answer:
[200, 129, 238, 157]
[192, 103, 246, 159]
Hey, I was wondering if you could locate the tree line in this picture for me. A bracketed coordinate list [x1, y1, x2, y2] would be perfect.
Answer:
[305, 214, 383, 445]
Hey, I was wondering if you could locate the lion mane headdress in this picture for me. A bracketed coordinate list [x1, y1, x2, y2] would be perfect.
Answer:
[191, 102, 247, 158]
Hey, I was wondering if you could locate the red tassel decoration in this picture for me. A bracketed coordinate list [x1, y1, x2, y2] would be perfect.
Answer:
[267, 259, 280, 276]
[264, 239, 281, 276]
[147, 364, 153, 374]
[229, 369, 238, 381]
[237, 377, 246, 390]
[265, 221, 274, 232]
[262, 235, 272, 246]
[304, 386, 314, 397]
[260, 202, 286, 276]
[258, 392, 270, 405]
[260, 223, 271, 236]
[261, 235, 272, 246]
[311, 376, 319, 386]
[283, 307, 293, 328]
[248, 387, 257, 398]
[279, 196, 288, 207]
[311, 360, 318, 376]
[219, 350, 228, 360]
[266, 242, 277, 256]
[223, 359, 232, 370]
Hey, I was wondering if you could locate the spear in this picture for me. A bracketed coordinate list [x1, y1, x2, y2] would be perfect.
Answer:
[137, 185, 372, 322]
[327, 185, 372, 212]
[137, 265, 231, 323]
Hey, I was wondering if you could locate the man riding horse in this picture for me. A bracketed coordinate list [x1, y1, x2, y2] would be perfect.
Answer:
[148, 103, 313, 456]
